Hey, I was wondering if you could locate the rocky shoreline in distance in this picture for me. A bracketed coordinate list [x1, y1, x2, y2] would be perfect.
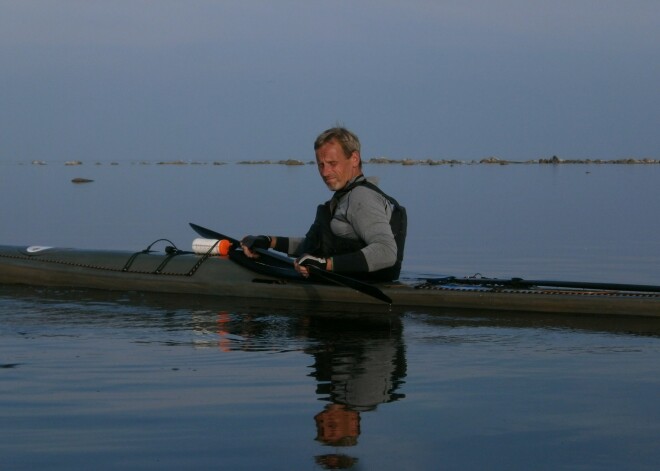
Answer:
[367, 156, 660, 165]
[23, 156, 660, 167]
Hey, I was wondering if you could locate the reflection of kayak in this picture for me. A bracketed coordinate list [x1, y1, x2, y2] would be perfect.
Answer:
[1, 243, 659, 317]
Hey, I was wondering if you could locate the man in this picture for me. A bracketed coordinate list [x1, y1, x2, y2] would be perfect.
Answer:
[241, 127, 406, 282]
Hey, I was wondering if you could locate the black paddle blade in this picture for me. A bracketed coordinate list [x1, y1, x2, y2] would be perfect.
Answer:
[189, 223, 237, 244]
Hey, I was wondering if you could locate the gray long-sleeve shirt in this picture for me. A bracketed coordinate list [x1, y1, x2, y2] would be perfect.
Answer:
[287, 176, 397, 273]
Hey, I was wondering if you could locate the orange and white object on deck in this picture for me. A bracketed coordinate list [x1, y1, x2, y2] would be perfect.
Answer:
[192, 238, 232, 256]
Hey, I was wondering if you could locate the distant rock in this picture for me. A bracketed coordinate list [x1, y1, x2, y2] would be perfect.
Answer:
[278, 159, 305, 166]
[426, 159, 464, 165]
[538, 156, 562, 164]
[157, 160, 187, 165]
[367, 157, 401, 164]
[480, 157, 509, 164]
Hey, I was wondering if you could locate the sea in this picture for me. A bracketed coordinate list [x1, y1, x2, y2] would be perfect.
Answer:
[1, 160, 659, 470]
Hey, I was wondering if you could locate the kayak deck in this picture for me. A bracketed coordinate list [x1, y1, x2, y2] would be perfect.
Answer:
[1, 244, 659, 317]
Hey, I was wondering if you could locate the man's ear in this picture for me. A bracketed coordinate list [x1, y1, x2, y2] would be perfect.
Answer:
[351, 151, 361, 167]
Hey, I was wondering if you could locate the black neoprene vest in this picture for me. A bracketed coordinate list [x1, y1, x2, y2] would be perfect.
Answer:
[299, 178, 407, 282]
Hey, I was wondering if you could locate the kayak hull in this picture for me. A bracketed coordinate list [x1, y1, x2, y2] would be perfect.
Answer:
[1, 245, 659, 317]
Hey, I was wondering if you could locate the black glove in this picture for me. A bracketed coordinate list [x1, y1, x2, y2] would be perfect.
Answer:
[241, 235, 271, 251]
[296, 254, 328, 271]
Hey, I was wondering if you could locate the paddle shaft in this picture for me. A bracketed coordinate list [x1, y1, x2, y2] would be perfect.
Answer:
[189, 223, 393, 304]
[434, 276, 660, 293]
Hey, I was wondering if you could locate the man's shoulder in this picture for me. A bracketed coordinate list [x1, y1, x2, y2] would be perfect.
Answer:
[352, 178, 402, 207]
[350, 181, 388, 201]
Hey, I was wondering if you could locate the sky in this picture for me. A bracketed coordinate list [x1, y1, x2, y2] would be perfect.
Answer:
[1, 0, 659, 163]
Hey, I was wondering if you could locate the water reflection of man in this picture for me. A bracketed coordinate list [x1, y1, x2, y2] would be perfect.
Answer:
[211, 310, 407, 469]
[306, 315, 407, 468]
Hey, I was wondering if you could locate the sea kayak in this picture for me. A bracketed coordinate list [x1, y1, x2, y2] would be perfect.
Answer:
[1, 242, 659, 317]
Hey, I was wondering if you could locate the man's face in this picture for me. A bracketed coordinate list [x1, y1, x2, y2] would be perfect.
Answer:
[315, 139, 360, 191]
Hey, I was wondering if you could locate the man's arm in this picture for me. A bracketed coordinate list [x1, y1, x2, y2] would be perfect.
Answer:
[332, 187, 397, 273]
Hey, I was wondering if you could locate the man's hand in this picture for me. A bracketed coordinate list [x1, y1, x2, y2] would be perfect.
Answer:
[240, 235, 271, 258]
[295, 254, 328, 277]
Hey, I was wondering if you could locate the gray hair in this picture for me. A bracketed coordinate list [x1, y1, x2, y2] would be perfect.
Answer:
[314, 127, 361, 157]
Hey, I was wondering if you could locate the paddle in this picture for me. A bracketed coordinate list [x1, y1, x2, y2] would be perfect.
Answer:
[189, 223, 393, 304]
[429, 276, 660, 293]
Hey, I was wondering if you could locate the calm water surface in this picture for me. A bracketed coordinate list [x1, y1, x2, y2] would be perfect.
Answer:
[1, 162, 659, 470]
